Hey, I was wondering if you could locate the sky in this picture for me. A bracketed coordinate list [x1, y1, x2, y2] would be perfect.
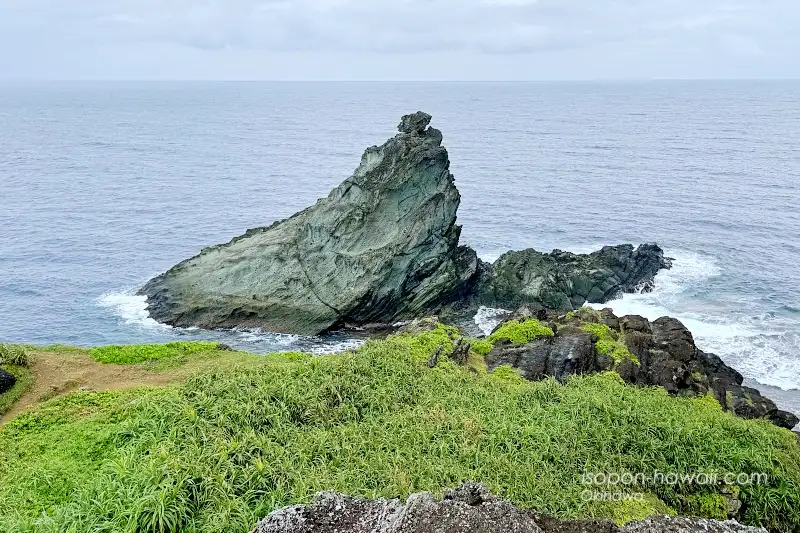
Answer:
[0, 0, 798, 80]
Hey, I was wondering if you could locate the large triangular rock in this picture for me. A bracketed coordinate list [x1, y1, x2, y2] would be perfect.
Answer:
[140, 112, 671, 335]
[139, 112, 479, 335]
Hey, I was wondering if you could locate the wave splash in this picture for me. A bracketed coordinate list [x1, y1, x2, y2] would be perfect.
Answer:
[98, 290, 171, 330]
[97, 288, 363, 354]
[589, 251, 800, 391]
[474, 306, 510, 336]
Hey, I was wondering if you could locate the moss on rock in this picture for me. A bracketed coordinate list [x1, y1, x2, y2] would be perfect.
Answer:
[489, 319, 554, 345]
[583, 323, 640, 366]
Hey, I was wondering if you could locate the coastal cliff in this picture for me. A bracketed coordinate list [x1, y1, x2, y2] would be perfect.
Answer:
[139, 112, 669, 334]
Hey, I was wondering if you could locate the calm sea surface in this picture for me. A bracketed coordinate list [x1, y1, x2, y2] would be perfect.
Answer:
[2, 81, 799, 417]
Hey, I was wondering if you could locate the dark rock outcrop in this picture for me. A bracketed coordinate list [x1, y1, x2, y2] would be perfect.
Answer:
[0, 368, 16, 394]
[485, 310, 799, 429]
[486, 331, 603, 383]
[139, 112, 480, 335]
[250, 483, 766, 533]
[476, 244, 671, 311]
[140, 113, 670, 335]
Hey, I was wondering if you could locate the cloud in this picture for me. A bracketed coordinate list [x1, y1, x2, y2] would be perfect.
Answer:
[0, 0, 797, 79]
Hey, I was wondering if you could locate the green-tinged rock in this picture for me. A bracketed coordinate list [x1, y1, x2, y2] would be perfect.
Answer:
[139, 112, 479, 335]
[139, 113, 672, 335]
[477, 245, 670, 311]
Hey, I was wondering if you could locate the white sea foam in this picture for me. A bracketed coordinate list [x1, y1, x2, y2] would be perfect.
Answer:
[478, 252, 502, 264]
[98, 288, 364, 354]
[229, 327, 299, 345]
[589, 251, 800, 391]
[474, 306, 510, 336]
[97, 289, 172, 330]
[309, 339, 365, 355]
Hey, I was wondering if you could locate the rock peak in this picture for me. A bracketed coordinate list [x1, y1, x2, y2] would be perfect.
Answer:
[398, 111, 432, 135]
[139, 111, 477, 335]
[138, 113, 671, 336]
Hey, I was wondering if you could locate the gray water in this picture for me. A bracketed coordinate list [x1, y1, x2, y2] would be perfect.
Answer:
[1, 81, 799, 416]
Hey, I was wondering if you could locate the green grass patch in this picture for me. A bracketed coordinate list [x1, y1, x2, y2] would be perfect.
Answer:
[582, 324, 640, 366]
[1, 330, 799, 532]
[1, 344, 30, 367]
[470, 338, 494, 356]
[489, 319, 554, 344]
[0, 364, 34, 416]
[37, 344, 92, 354]
[472, 319, 555, 356]
[89, 341, 223, 365]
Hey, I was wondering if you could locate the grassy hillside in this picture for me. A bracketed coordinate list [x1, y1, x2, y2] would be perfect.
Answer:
[1, 328, 799, 533]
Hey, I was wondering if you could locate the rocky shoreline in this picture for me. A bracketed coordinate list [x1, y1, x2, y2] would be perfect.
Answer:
[139, 112, 670, 336]
[480, 307, 799, 430]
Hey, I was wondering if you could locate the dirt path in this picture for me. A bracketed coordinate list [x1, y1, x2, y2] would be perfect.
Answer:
[1, 351, 184, 424]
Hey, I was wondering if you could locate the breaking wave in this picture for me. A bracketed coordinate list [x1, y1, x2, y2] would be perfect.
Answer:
[589, 251, 800, 391]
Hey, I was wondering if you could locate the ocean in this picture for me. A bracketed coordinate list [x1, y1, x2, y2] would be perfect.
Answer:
[1, 81, 799, 417]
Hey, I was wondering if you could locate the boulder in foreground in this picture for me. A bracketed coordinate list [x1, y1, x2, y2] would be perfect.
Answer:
[251, 483, 766, 533]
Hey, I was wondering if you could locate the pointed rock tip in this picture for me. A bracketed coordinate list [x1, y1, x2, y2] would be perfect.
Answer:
[398, 111, 432, 134]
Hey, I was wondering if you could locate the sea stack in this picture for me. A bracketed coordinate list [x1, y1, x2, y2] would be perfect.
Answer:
[139, 112, 480, 335]
[140, 112, 671, 335]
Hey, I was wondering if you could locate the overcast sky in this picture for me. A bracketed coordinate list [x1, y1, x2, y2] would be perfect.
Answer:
[1, 0, 797, 80]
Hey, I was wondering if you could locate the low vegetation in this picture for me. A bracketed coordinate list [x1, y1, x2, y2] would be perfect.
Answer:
[1, 328, 799, 533]
[582, 323, 640, 366]
[1, 344, 34, 416]
[0, 365, 34, 416]
[89, 341, 223, 365]
[471, 318, 555, 356]
[1, 343, 30, 367]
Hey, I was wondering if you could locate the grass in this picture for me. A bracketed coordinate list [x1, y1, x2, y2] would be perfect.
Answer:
[469, 319, 555, 356]
[471, 339, 494, 356]
[0, 364, 34, 416]
[89, 342, 223, 365]
[1, 344, 30, 367]
[0, 329, 798, 532]
[582, 323, 640, 366]
[490, 319, 554, 344]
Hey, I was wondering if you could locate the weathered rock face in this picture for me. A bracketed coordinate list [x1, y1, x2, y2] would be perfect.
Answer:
[250, 483, 766, 533]
[0, 367, 16, 394]
[476, 244, 671, 311]
[485, 309, 799, 429]
[139, 112, 480, 335]
[140, 112, 670, 335]
[487, 331, 603, 383]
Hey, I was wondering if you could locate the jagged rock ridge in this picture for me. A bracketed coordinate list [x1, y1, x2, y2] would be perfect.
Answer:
[140, 112, 670, 335]
[250, 483, 766, 533]
[140, 112, 479, 335]
[484, 308, 799, 429]
[476, 244, 671, 310]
